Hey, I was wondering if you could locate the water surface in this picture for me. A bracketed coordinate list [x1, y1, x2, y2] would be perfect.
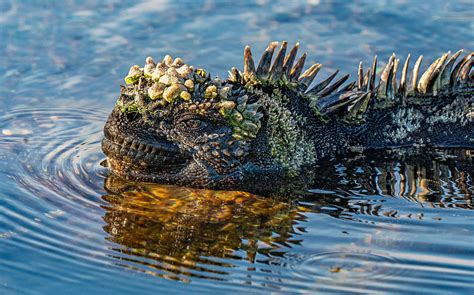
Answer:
[1, 0, 473, 294]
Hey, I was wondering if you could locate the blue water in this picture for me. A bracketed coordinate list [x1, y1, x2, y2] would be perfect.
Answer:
[1, 0, 473, 294]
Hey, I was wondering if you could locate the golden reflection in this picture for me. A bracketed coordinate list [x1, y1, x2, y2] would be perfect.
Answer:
[101, 175, 307, 281]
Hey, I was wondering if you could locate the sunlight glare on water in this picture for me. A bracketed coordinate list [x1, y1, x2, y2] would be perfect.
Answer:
[0, 0, 473, 294]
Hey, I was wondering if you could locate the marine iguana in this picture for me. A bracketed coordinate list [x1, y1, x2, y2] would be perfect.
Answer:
[102, 41, 473, 191]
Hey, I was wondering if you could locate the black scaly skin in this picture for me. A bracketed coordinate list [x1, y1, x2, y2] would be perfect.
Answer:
[102, 41, 473, 192]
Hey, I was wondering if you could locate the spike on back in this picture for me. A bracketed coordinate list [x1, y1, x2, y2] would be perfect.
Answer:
[451, 52, 473, 88]
[363, 67, 371, 91]
[308, 70, 339, 94]
[460, 57, 473, 84]
[377, 54, 395, 100]
[235, 42, 471, 124]
[438, 49, 463, 87]
[290, 53, 307, 82]
[283, 43, 300, 79]
[269, 41, 288, 80]
[298, 63, 322, 90]
[418, 57, 441, 94]
[398, 54, 410, 98]
[243, 45, 256, 82]
[318, 74, 350, 97]
[369, 56, 377, 92]
[391, 58, 400, 98]
[256, 42, 279, 78]
[366, 50, 471, 102]
[357, 62, 364, 90]
[411, 55, 424, 93]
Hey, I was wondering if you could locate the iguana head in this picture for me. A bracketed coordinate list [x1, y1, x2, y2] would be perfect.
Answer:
[102, 42, 321, 189]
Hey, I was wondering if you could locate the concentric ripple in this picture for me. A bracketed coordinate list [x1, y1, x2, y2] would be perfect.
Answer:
[0, 107, 105, 144]
[0, 107, 126, 293]
[285, 251, 403, 282]
[0, 107, 108, 204]
[270, 250, 408, 292]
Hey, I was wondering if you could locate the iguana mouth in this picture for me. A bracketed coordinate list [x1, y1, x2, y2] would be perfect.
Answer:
[102, 130, 190, 170]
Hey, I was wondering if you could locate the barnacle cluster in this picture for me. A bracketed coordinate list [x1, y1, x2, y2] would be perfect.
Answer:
[125, 55, 195, 104]
[120, 56, 264, 140]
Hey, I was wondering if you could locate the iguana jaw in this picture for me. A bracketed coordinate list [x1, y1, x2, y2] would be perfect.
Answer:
[101, 135, 188, 170]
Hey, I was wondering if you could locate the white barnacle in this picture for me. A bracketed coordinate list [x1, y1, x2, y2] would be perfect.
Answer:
[124, 65, 143, 84]
[218, 86, 232, 98]
[143, 56, 156, 77]
[163, 55, 173, 67]
[172, 57, 184, 67]
[163, 83, 187, 103]
[152, 62, 168, 81]
[180, 90, 191, 101]
[159, 75, 170, 85]
[177, 64, 193, 79]
[204, 85, 218, 99]
[219, 100, 236, 110]
[148, 82, 166, 100]
[166, 67, 184, 84]
[184, 79, 195, 91]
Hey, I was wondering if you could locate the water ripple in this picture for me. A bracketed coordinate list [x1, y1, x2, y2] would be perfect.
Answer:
[284, 250, 404, 282]
[1, 107, 108, 209]
[0, 107, 126, 293]
[0, 107, 106, 143]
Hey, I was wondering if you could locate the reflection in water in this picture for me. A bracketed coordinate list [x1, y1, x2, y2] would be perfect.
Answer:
[306, 149, 473, 220]
[102, 175, 307, 282]
[101, 149, 472, 283]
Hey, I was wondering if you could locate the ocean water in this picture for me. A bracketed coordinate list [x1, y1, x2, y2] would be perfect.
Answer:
[0, 0, 473, 294]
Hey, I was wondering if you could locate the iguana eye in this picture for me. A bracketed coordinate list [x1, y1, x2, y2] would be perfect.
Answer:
[184, 119, 207, 130]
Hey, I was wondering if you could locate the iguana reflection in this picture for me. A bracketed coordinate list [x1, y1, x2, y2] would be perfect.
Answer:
[102, 175, 307, 281]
